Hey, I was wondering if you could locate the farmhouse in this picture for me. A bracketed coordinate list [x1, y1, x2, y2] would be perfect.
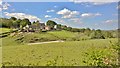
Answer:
[21, 21, 58, 32]
[22, 23, 45, 32]
[45, 26, 51, 31]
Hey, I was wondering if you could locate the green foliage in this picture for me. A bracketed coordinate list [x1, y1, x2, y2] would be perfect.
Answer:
[0, 17, 117, 39]
[111, 42, 120, 51]
[10, 17, 17, 21]
[61, 25, 67, 30]
[20, 18, 31, 27]
[71, 28, 80, 32]
[90, 30, 105, 39]
[83, 41, 119, 67]
[83, 50, 109, 66]
[0, 18, 13, 28]
[103, 31, 114, 38]
[12, 21, 20, 28]
[46, 20, 57, 28]
[56, 24, 62, 30]
[66, 27, 72, 31]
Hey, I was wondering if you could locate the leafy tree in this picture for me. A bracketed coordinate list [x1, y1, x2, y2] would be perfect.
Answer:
[0, 18, 13, 28]
[57, 24, 62, 30]
[84, 28, 91, 36]
[71, 28, 80, 32]
[103, 31, 113, 38]
[61, 25, 67, 30]
[96, 29, 101, 33]
[12, 20, 20, 28]
[33, 21, 36, 24]
[10, 17, 17, 21]
[17, 19, 22, 23]
[46, 20, 57, 28]
[80, 28, 85, 33]
[31, 20, 40, 29]
[66, 27, 72, 31]
[20, 18, 31, 27]
[90, 30, 105, 39]
[86, 28, 91, 31]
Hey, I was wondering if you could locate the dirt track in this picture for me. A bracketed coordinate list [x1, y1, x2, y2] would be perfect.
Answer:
[28, 41, 64, 45]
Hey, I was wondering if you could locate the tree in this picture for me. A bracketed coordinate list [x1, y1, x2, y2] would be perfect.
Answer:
[20, 18, 31, 27]
[71, 28, 80, 32]
[61, 25, 67, 30]
[103, 31, 113, 38]
[33, 21, 36, 24]
[84, 28, 91, 36]
[17, 19, 22, 23]
[66, 27, 72, 31]
[90, 30, 105, 39]
[10, 17, 17, 21]
[86, 28, 91, 31]
[0, 18, 13, 28]
[57, 24, 62, 30]
[32, 20, 40, 29]
[12, 20, 20, 28]
[80, 28, 85, 33]
[46, 20, 57, 28]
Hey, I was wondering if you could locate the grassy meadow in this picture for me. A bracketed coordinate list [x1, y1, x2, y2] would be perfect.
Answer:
[0, 28, 11, 34]
[2, 38, 117, 66]
[1, 28, 118, 66]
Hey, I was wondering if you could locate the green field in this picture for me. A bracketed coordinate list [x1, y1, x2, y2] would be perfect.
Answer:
[0, 47, 2, 66]
[0, 28, 11, 34]
[2, 38, 117, 66]
[0, 28, 118, 66]
[2, 30, 78, 46]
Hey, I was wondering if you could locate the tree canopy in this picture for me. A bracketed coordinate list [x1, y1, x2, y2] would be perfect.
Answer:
[46, 20, 57, 28]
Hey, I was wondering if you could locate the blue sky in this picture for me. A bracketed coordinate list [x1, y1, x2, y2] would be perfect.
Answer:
[1, 2, 118, 30]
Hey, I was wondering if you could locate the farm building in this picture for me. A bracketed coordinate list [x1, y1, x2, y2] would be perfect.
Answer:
[45, 26, 51, 31]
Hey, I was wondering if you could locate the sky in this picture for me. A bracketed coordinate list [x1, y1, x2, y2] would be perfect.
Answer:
[0, 0, 119, 30]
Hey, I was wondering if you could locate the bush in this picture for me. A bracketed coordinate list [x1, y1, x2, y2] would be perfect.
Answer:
[90, 31, 105, 39]
[83, 50, 111, 67]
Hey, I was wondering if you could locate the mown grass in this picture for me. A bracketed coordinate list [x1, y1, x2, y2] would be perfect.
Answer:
[2, 38, 117, 66]
[0, 47, 2, 66]
[0, 28, 11, 34]
[48, 30, 76, 38]
[2, 30, 79, 46]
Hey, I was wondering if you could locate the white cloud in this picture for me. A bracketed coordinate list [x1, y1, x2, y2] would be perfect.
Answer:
[0, 0, 2, 5]
[4, 12, 41, 22]
[0, 8, 2, 11]
[45, 15, 51, 18]
[81, 13, 102, 17]
[113, 13, 118, 16]
[70, 18, 83, 24]
[57, 8, 79, 18]
[51, 18, 66, 24]
[0, 2, 10, 11]
[104, 20, 117, 24]
[54, 6, 57, 8]
[46, 9, 55, 12]
[70, 0, 119, 5]
[116, 5, 120, 9]
[3, 2, 10, 10]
